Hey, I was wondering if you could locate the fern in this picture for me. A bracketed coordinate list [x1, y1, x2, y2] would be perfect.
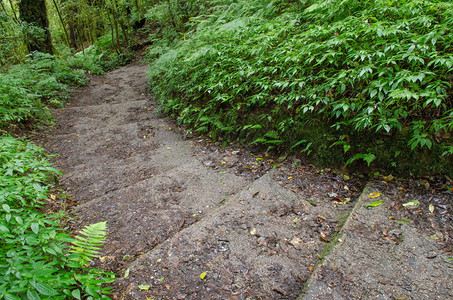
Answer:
[69, 221, 108, 266]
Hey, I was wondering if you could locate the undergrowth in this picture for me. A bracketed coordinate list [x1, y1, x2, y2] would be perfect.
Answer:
[0, 38, 130, 128]
[0, 136, 114, 299]
[0, 34, 128, 299]
[145, 0, 453, 176]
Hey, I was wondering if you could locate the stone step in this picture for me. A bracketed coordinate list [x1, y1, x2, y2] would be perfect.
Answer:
[116, 171, 330, 299]
[299, 183, 453, 300]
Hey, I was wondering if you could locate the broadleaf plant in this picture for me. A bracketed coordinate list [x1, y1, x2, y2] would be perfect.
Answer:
[0, 136, 114, 299]
[145, 0, 453, 176]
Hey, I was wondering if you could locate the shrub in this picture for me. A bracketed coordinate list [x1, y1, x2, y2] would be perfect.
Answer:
[0, 39, 129, 127]
[147, 0, 453, 176]
[0, 135, 114, 299]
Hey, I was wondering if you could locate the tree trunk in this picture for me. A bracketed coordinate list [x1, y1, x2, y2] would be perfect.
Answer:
[6, 0, 19, 24]
[51, 0, 70, 48]
[19, 0, 53, 54]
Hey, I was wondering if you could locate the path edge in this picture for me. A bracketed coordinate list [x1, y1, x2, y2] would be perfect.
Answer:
[297, 182, 373, 299]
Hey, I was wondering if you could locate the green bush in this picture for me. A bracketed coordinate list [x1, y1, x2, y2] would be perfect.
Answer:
[147, 0, 453, 176]
[0, 40, 129, 127]
[0, 74, 45, 126]
[0, 52, 85, 126]
[0, 136, 114, 299]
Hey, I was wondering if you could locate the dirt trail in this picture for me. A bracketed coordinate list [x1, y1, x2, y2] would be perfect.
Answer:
[38, 63, 452, 299]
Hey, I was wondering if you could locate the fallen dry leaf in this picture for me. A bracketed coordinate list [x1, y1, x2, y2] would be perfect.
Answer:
[289, 237, 304, 249]
[279, 240, 289, 252]
[320, 230, 329, 242]
[402, 199, 420, 208]
[200, 271, 207, 280]
[138, 284, 151, 290]
[366, 200, 384, 208]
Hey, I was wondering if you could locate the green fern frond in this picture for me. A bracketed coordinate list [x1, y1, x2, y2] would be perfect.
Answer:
[69, 221, 108, 265]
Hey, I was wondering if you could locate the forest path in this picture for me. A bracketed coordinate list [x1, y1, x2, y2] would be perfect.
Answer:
[37, 63, 452, 299]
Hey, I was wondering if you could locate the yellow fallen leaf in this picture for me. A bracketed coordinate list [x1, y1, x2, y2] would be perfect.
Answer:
[138, 284, 151, 290]
[366, 200, 384, 208]
[169, 127, 172, 130]
[402, 199, 420, 207]
[143, 135, 147, 139]
[123, 267, 130, 279]
[200, 271, 207, 280]
[368, 192, 381, 198]
[288, 176, 293, 180]
[429, 204, 435, 214]
[341, 198, 351, 204]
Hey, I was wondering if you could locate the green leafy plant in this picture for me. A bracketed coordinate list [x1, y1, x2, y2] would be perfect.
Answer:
[0, 136, 114, 299]
[0, 45, 127, 128]
[146, 0, 453, 176]
[69, 221, 108, 266]
[345, 153, 376, 167]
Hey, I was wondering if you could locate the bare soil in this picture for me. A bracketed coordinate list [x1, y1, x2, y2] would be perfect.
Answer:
[35, 62, 452, 299]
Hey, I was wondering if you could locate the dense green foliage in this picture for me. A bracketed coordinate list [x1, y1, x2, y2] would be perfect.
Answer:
[0, 0, 149, 65]
[0, 1, 150, 298]
[146, 0, 453, 176]
[0, 1, 451, 297]
[0, 46, 128, 127]
[0, 136, 114, 299]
